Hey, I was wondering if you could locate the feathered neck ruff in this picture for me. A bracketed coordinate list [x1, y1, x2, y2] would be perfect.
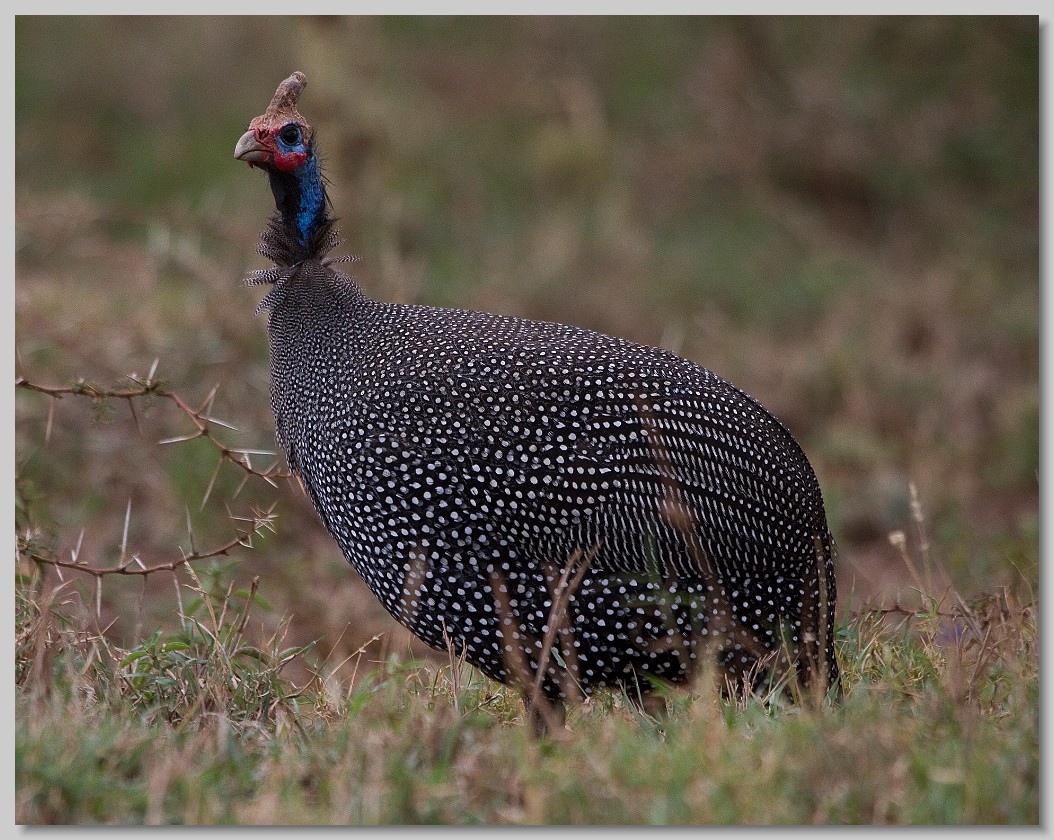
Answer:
[246, 214, 357, 314]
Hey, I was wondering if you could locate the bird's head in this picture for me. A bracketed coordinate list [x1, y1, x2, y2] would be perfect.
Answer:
[234, 71, 314, 173]
[236, 72, 332, 258]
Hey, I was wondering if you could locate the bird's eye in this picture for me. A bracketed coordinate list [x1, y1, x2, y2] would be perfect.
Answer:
[280, 124, 301, 145]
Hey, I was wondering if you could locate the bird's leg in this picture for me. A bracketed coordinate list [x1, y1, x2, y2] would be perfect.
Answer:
[628, 689, 669, 720]
[523, 692, 566, 738]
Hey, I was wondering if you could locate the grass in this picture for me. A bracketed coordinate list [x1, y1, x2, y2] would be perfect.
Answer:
[15, 555, 1039, 824]
[14, 16, 1038, 825]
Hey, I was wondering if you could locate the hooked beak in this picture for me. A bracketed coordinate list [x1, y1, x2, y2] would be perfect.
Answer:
[234, 130, 271, 167]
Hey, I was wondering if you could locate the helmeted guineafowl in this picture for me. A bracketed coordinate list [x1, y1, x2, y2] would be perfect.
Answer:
[235, 72, 839, 730]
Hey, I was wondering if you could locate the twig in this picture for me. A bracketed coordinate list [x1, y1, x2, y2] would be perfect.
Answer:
[17, 503, 278, 580]
[15, 374, 290, 485]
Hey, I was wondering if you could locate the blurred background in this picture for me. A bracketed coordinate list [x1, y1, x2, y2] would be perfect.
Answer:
[15, 16, 1039, 682]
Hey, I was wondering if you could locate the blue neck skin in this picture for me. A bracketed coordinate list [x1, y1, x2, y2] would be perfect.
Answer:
[268, 153, 328, 262]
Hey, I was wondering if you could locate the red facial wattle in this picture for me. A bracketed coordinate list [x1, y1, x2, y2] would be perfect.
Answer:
[272, 147, 308, 172]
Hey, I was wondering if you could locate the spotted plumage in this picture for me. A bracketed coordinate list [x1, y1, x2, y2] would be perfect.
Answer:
[236, 73, 839, 728]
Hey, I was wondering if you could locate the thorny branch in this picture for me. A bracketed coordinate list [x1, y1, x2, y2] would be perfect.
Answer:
[17, 504, 278, 581]
[15, 366, 288, 585]
[16, 365, 289, 491]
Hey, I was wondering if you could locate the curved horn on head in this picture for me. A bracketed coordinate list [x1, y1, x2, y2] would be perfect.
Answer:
[265, 71, 308, 121]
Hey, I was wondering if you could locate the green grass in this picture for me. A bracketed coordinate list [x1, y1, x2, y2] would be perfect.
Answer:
[15, 16, 1038, 825]
[15, 562, 1038, 824]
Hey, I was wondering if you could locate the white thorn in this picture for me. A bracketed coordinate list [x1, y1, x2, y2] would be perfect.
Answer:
[120, 499, 132, 562]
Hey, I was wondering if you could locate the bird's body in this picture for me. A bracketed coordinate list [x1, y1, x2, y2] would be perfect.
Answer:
[237, 73, 839, 726]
